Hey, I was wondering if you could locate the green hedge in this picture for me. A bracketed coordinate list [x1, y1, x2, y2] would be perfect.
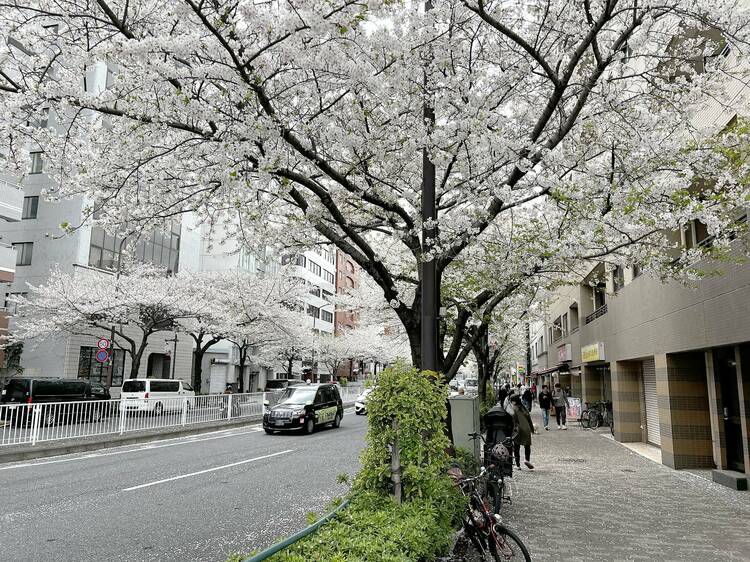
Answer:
[266, 490, 462, 562]
[234, 363, 466, 562]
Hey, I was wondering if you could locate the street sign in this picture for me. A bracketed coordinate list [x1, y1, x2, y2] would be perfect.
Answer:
[97, 338, 110, 350]
[95, 349, 110, 363]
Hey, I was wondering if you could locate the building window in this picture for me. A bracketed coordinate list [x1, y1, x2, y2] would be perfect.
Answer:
[561, 313, 568, 336]
[22, 196, 39, 219]
[295, 254, 306, 267]
[13, 242, 33, 266]
[540, 334, 544, 352]
[4, 292, 28, 314]
[321, 310, 333, 323]
[322, 289, 333, 301]
[308, 260, 321, 277]
[613, 265, 625, 292]
[309, 286, 321, 297]
[307, 304, 320, 319]
[30, 152, 43, 174]
[323, 271, 335, 284]
[78, 346, 125, 387]
[632, 264, 642, 279]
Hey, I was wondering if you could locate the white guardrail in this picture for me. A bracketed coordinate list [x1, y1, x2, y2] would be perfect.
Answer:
[0, 386, 363, 448]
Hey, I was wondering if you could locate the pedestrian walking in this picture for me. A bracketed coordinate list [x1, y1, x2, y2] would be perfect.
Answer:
[497, 384, 508, 406]
[538, 384, 552, 430]
[552, 382, 569, 429]
[521, 386, 533, 412]
[509, 395, 534, 469]
[530, 382, 537, 397]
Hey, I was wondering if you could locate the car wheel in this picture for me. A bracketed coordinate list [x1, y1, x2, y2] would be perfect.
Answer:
[304, 418, 315, 434]
[90, 408, 103, 423]
[332, 414, 341, 429]
[264, 428, 274, 435]
[154, 402, 164, 416]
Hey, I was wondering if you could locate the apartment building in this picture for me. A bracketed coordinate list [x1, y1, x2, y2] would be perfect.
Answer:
[0, 63, 200, 392]
[0, 173, 25, 371]
[197, 224, 280, 393]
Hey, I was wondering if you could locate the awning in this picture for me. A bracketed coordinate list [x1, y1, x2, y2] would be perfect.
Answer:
[531, 365, 561, 376]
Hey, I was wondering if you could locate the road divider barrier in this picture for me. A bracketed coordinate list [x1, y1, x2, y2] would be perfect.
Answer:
[0, 386, 362, 448]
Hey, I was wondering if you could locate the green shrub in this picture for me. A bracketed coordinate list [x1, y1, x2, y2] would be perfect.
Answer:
[355, 362, 453, 502]
[339, 377, 348, 387]
[231, 364, 466, 562]
[453, 446, 479, 477]
[268, 490, 463, 562]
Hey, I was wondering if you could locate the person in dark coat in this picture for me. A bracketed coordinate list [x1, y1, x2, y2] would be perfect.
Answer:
[497, 384, 508, 406]
[521, 387, 533, 411]
[509, 395, 535, 469]
[538, 384, 553, 430]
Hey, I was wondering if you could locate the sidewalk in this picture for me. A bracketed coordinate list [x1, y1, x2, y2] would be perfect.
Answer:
[499, 409, 750, 562]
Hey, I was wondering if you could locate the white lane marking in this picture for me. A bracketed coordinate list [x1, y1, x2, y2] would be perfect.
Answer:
[0, 426, 264, 471]
[122, 449, 294, 491]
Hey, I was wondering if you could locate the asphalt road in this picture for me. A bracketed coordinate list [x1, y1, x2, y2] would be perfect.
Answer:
[0, 409, 367, 562]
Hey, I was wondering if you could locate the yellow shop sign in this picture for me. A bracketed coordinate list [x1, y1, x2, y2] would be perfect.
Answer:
[581, 342, 605, 363]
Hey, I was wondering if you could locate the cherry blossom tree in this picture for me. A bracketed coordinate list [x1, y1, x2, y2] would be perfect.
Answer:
[9, 263, 201, 379]
[2, 0, 750, 376]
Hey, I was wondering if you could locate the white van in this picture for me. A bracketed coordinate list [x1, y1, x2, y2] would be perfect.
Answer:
[120, 379, 195, 414]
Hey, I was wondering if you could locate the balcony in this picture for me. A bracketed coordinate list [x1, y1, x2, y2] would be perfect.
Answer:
[585, 304, 608, 324]
[0, 178, 24, 222]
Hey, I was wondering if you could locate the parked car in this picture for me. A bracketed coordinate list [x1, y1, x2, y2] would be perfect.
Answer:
[119, 378, 195, 415]
[0, 377, 111, 425]
[464, 378, 479, 395]
[263, 382, 343, 434]
[354, 388, 373, 415]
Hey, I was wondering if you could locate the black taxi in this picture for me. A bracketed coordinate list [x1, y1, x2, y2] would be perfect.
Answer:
[263, 382, 343, 435]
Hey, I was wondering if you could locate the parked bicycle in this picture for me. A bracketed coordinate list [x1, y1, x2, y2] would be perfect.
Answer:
[580, 401, 614, 435]
[469, 431, 513, 514]
[449, 465, 531, 561]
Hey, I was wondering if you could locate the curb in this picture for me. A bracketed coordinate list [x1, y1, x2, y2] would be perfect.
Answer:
[0, 402, 357, 464]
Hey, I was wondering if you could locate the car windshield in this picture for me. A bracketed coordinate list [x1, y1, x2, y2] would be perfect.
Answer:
[278, 387, 317, 405]
[122, 381, 146, 392]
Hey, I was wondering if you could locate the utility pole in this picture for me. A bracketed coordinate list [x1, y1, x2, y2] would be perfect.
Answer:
[420, 0, 438, 373]
[165, 333, 178, 379]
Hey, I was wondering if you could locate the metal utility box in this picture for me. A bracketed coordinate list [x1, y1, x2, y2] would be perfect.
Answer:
[449, 395, 481, 462]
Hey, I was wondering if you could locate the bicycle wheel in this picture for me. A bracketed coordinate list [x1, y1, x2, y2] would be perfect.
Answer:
[589, 412, 601, 430]
[490, 524, 532, 561]
[580, 410, 590, 429]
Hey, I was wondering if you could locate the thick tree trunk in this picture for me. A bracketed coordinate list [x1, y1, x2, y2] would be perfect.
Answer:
[130, 346, 145, 379]
[287, 357, 293, 378]
[238, 345, 248, 393]
[193, 351, 204, 394]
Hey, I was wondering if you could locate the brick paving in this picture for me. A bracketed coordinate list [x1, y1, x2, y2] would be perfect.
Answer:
[494, 411, 750, 562]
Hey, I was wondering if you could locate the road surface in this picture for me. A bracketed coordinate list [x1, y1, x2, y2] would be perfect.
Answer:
[0, 409, 367, 561]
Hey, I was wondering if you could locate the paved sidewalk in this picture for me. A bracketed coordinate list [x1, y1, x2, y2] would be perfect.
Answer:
[499, 410, 750, 562]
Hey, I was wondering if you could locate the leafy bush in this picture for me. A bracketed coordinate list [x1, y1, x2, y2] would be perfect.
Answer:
[244, 363, 465, 562]
[453, 446, 479, 477]
[339, 377, 348, 387]
[268, 490, 463, 562]
[356, 362, 453, 501]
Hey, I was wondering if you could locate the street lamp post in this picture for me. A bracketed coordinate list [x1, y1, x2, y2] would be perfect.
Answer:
[165, 333, 178, 379]
[420, 0, 438, 373]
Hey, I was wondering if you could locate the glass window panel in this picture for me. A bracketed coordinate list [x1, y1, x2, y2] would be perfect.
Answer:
[89, 246, 102, 268]
[22, 196, 39, 219]
[103, 232, 115, 251]
[90, 227, 105, 247]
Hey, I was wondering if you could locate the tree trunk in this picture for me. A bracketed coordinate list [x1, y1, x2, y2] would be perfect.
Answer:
[287, 357, 293, 378]
[130, 346, 145, 379]
[193, 351, 203, 394]
[238, 345, 248, 393]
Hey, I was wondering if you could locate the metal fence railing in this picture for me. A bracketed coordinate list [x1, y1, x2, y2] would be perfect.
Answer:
[0, 386, 364, 448]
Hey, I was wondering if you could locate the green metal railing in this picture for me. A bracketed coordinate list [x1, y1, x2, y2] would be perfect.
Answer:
[242, 499, 350, 562]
